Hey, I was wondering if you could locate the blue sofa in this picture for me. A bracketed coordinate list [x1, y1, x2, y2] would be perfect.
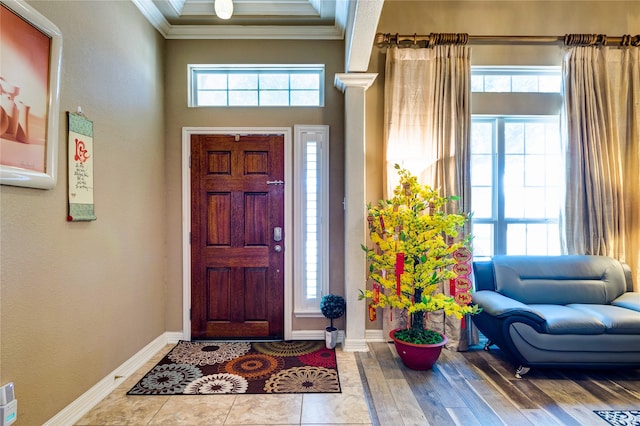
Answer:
[472, 255, 640, 377]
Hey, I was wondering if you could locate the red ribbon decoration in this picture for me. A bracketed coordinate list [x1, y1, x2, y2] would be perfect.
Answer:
[449, 278, 464, 328]
[369, 304, 377, 321]
[395, 252, 404, 296]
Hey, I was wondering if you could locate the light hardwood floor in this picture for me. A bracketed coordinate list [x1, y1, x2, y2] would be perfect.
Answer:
[356, 340, 640, 426]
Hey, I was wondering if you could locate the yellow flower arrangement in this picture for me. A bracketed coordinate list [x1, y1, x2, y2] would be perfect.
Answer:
[360, 165, 480, 344]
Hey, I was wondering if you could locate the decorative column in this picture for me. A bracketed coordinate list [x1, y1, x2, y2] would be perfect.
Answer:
[334, 73, 377, 352]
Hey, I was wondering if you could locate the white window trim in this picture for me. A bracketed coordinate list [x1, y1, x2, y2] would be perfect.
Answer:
[293, 125, 330, 317]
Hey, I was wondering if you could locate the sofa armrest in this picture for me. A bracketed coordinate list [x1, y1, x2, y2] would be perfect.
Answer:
[622, 263, 634, 292]
[473, 261, 495, 291]
[612, 292, 640, 313]
[473, 290, 546, 323]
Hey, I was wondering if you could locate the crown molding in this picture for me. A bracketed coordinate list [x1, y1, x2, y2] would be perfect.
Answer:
[168, 0, 187, 15]
[131, 0, 172, 38]
[166, 23, 344, 39]
[132, 0, 344, 40]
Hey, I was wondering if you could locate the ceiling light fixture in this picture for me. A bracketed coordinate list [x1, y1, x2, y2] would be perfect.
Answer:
[214, 0, 233, 20]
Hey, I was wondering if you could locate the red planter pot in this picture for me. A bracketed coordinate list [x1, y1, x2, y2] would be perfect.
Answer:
[389, 328, 448, 370]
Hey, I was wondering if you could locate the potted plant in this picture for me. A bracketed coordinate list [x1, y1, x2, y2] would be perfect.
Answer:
[360, 165, 480, 370]
[320, 294, 346, 349]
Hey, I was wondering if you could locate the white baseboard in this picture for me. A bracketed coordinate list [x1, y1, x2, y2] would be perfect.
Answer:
[44, 331, 183, 426]
[290, 329, 345, 343]
[291, 329, 385, 347]
[365, 329, 385, 342]
[343, 338, 369, 352]
[165, 331, 184, 344]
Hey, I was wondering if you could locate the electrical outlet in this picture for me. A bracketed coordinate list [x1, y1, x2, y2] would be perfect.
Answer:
[0, 400, 17, 426]
[0, 383, 17, 426]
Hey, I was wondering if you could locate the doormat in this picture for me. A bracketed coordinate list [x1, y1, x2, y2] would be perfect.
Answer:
[594, 410, 640, 426]
[127, 340, 341, 395]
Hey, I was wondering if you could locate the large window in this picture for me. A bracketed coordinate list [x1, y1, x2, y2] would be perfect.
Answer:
[471, 67, 563, 258]
[294, 125, 330, 315]
[189, 65, 324, 107]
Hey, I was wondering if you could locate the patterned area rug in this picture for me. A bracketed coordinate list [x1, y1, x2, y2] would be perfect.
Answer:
[594, 410, 640, 426]
[127, 340, 341, 395]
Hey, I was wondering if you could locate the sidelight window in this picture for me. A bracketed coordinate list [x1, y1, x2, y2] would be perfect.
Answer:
[294, 125, 329, 315]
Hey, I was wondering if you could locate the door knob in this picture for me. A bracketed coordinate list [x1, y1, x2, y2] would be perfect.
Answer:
[274, 244, 282, 252]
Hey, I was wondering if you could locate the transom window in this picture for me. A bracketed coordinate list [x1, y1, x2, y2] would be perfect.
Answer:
[189, 65, 324, 107]
[471, 66, 562, 93]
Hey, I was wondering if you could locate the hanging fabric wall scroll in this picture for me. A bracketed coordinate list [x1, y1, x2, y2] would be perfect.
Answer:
[450, 247, 473, 328]
[67, 111, 96, 221]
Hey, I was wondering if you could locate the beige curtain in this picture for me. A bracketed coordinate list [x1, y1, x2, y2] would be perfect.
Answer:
[382, 45, 476, 350]
[562, 46, 640, 290]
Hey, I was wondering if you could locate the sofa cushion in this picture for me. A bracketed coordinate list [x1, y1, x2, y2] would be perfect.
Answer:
[567, 304, 640, 334]
[529, 304, 606, 334]
[492, 255, 627, 305]
[612, 292, 640, 313]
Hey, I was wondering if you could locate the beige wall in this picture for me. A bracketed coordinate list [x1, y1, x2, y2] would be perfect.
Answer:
[163, 39, 346, 333]
[0, 1, 165, 424]
[2, 1, 638, 422]
[364, 0, 640, 329]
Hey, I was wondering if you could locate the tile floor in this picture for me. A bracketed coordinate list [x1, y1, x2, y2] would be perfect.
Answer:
[76, 344, 373, 425]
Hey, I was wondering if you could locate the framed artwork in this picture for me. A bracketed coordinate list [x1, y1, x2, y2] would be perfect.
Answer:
[0, 0, 62, 189]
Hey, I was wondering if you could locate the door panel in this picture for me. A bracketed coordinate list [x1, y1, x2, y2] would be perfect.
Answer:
[244, 193, 268, 245]
[207, 193, 231, 245]
[191, 134, 285, 339]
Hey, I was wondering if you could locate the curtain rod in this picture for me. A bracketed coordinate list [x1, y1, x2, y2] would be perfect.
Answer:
[375, 33, 640, 47]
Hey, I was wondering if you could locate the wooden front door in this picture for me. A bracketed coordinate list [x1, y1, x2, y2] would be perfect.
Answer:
[190, 134, 285, 339]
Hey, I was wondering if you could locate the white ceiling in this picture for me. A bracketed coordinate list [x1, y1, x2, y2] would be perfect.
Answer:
[132, 0, 350, 39]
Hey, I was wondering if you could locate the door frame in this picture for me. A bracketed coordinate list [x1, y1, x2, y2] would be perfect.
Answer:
[181, 127, 293, 341]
